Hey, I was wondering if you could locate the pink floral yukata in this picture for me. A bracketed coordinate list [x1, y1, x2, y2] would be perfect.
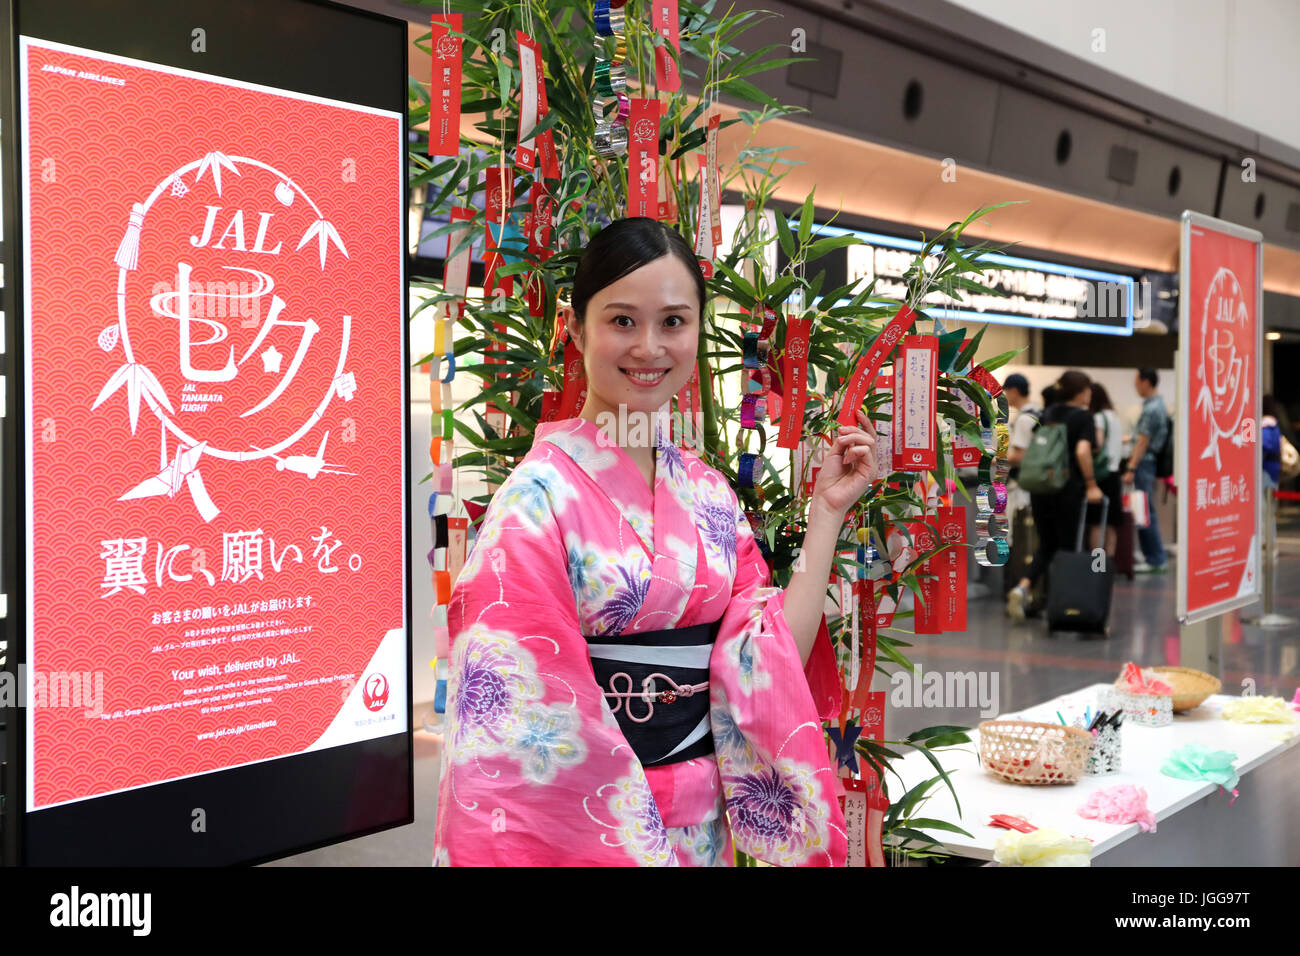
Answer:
[433, 415, 846, 866]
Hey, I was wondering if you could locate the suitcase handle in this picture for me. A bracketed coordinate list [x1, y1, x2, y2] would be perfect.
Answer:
[1075, 493, 1109, 551]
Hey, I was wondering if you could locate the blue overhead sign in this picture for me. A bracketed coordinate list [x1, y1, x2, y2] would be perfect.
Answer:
[791, 223, 1138, 336]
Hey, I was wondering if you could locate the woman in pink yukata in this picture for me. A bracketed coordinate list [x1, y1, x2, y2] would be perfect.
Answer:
[433, 217, 879, 866]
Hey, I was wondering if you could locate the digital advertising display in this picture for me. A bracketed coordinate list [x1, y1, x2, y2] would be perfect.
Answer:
[1176, 211, 1263, 625]
[3, 0, 410, 865]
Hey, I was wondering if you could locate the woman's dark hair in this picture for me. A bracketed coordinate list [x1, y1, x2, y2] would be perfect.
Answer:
[1263, 393, 1277, 418]
[1089, 382, 1113, 413]
[1042, 384, 1059, 407]
[1056, 370, 1091, 403]
[570, 217, 707, 323]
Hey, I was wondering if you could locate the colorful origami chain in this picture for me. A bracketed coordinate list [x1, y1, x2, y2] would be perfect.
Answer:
[593, 0, 630, 157]
[973, 381, 1010, 567]
[427, 307, 458, 725]
[737, 306, 776, 493]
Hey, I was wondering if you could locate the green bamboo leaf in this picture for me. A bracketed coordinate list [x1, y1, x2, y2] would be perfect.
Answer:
[803, 233, 858, 260]
[718, 76, 779, 107]
[952, 325, 986, 372]
[901, 818, 974, 838]
[874, 635, 915, 671]
[774, 209, 796, 261]
[496, 57, 512, 110]
[764, 274, 798, 306]
[669, 127, 708, 159]
[905, 724, 970, 742]
[804, 268, 826, 305]
[726, 54, 816, 81]
[797, 189, 815, 245]
[712, 260, 758, 305]
[519, 109, 562, 143]
[888, 827, 942, 847]
[977, 348, 1026, 374]
[892, 775, 939, 823]
[815, 277, 863, 308]
[913, 746, 962, 817]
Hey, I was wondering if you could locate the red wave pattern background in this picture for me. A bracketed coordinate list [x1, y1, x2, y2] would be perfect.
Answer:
[24, 41, 405, 808]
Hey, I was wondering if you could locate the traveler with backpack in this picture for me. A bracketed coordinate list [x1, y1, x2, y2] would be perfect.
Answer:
[1004, 373, 1040, 539]
[1119, 367, 1170, 573]
[1088, 383, 1123, 558]
[1006, 370, 1101, 621]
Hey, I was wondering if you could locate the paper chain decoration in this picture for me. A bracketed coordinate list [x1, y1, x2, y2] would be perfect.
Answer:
[427, 300, 459, 720]
[970, 367, 1010, 567]
[593, 0, 631, 157]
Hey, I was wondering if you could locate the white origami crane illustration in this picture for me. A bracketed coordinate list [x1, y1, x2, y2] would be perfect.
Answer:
[118, 424, 219, 522]
[297, 219, 348, 269]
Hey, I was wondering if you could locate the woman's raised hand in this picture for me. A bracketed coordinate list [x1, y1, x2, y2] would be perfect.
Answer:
[810, 408, 879, 519]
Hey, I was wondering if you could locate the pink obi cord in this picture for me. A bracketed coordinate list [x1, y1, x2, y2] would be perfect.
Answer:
[602, 672, 711, 722]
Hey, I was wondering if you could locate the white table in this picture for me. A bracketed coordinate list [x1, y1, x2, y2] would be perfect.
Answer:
[889, 683, 1300, 865]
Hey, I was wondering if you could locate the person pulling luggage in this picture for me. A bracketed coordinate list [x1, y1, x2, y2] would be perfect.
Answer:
[1006, 370, 1100, 621]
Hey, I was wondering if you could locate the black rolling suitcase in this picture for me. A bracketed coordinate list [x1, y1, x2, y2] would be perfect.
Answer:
[1046, 495, 1113, 634]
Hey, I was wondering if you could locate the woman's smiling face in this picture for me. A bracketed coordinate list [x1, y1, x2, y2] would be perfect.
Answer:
[566, 253, 701, 421]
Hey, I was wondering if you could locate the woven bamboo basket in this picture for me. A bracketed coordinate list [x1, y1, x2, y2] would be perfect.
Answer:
[1113, 666, 1220, 713]
[978, 720, 1092, 785]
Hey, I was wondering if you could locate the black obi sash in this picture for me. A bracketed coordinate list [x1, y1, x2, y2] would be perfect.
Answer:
[584, 618, 721, 769]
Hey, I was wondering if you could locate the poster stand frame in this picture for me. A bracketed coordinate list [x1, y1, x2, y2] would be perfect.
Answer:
[0, 0, 413, 867]
[1175, 210, 1264, 672]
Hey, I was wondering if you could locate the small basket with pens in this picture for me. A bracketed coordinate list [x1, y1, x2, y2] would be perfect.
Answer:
[1108, 663, 1174, 727]
[1079, 706, 1123, 775]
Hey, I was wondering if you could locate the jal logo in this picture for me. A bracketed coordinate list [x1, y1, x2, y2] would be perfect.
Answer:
[915, 532, 935, 551]
[362, 672, 390, 712]
[436, 33, 459, 59]
[632, 118, 657, 143]
[881, 327, 901, 346]
[95, 151, 358, 524]
[787, 337, 807, 359]
[1197, 266, 1252, 469]
[487, 186, 504, 212]
[940, 523, 963, 543]
[567, 359, 584, 379]
[911, 452, 923, 462]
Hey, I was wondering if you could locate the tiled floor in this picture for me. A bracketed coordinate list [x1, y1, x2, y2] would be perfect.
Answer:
[267, 539, 1300, 866]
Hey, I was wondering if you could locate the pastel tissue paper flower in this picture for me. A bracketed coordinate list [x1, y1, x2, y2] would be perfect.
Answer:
[993, 827, 1092, 867]
[1160, 743, 1240, 803]
[1078, 785, 1157, 833]
[1221, 695, 1296, 725]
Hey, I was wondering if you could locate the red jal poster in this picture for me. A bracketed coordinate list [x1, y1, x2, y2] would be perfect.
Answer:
[20, 38, 407, 810]
[1177, 212, 1262, 624]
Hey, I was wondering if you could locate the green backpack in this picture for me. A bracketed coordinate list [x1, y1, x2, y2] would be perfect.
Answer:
[1018, 417, 1071, 494]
